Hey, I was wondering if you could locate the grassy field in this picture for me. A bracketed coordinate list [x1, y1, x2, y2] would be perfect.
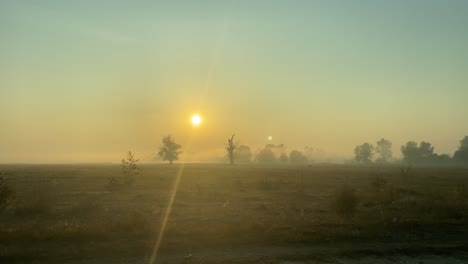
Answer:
[1, 164, 468, 263]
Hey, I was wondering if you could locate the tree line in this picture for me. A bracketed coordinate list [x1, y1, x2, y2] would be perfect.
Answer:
[156, 134, 310, 165]
[354, 136, 468, 165]
[154, 134, 468, 165]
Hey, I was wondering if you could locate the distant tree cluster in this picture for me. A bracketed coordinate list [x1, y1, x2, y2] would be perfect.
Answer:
[354, 138, 392, 164]
[353, 136, 468, 165]
[400, 141, 450, 164]
[149, 133, 468, 166]
[254, 144, 308, 165]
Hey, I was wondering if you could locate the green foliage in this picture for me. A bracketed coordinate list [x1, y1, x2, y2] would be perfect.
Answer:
[158, 135, 181, 164]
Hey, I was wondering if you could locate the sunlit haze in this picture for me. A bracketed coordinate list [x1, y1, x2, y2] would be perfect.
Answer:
[1, 1, 468, 163]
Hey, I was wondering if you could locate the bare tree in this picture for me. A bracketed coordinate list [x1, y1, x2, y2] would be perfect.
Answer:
[158, 135, 181, 164]
[226, 134, 237, 165]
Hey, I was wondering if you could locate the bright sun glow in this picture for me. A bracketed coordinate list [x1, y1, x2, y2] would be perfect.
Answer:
[191, 115, 202, 126]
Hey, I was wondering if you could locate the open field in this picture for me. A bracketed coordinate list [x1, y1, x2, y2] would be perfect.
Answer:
[1, 164, 468, 263]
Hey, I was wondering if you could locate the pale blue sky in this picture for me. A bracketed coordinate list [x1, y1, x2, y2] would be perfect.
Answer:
[1, 1, 467, 162]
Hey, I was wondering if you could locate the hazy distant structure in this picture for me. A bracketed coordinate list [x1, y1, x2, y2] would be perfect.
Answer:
[158, 135, 181, 164]
[289, 150, 308, 164]
[226, 134, 237, 165]
[235, 145, 252, 163]
[354, 143, 374, 163]
[375, 138, 392, 163]
[453, 136, 468, 163]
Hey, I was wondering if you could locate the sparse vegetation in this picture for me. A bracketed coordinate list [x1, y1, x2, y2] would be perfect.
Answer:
[107, 151, 140, 191]
[1, 164, 468, 263]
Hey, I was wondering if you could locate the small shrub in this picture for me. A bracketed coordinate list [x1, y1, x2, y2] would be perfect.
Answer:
[333, 184, 359, 221]
[108, 151, 140, 192]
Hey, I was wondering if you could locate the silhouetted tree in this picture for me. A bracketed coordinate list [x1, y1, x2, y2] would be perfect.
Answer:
[289, 150, 308, 164]
[121, 151, 140, 186]
[375, 138, 392, 163]
[235, 145, 252, 163]
[279, 153, 289, 163]
[419, 141, 434, 159]
[401, 141, 434, 164]
[354, 143, 374, 163]
[453, 136, 468, 163]
[158, 135, 181, 164]
[401, 141, 419, 163]
[256, 148, 276, 164]
[226, 134, 237, 165]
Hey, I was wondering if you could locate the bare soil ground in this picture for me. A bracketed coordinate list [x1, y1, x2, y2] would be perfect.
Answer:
[0, 164, 467, 263]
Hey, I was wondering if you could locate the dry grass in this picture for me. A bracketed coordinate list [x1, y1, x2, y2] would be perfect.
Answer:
[0, 164, 467, 262]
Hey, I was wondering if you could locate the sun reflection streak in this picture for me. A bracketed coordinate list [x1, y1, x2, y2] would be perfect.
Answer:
[148, 159, 187, 264]
[149, 6, 231, 263]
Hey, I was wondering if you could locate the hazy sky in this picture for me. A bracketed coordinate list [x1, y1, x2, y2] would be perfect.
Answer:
[1, 0, 468, 163]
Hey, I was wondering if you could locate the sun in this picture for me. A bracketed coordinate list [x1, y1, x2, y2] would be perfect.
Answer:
[191, 115, 202, 126]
